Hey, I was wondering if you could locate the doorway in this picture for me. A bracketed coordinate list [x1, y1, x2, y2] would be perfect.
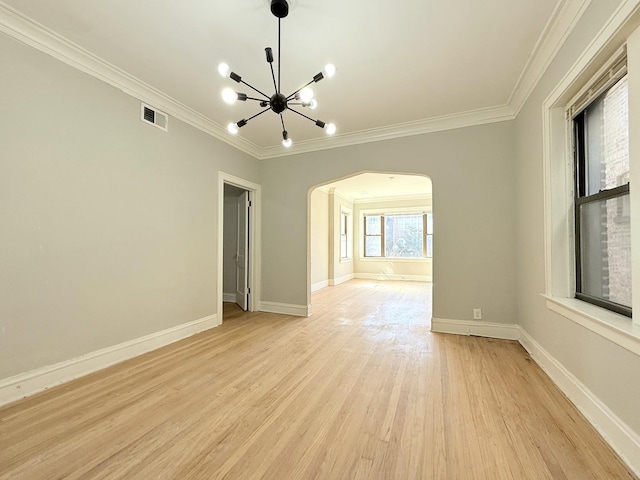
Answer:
[218, 172, 261, 323]
[223, 184, 250, 310]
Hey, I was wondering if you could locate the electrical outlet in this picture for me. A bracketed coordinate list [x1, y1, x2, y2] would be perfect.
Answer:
[473, 308, 482, 320]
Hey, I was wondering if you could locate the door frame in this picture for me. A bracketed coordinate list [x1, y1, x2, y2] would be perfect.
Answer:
[218, 172, 261, 322]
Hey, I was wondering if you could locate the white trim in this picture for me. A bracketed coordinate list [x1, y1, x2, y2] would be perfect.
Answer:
[509, 0, 592, 114]
[329, 273, 354, 286]
[223, 292, 236, 303]
[354, 273, 431, 282]
[258, 106, 515, 159]
[431, 318, 520, 340]
[332, 189, 355, 204]
[259, 301, 310, 317]
[519, 328, 640, 477]
[217, 173, 262, 323]
[358, 257, 432, 263]
[311, 280, 329, 292]
[544, 296, 640, 356]
[543, 0, 640, 112]
[0, 314, 218, 407]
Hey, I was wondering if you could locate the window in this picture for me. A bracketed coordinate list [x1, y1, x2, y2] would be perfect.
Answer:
[363, 212, 432, 258]
[340, 210, 352, 260]
[572, 74, 631, 317]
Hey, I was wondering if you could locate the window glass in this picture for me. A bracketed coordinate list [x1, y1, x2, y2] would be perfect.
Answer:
[384, 215, 423, 258]
[578, 196, 631, 308]
[365, 236, 382, 257]
[583, 77, 629, 195]
[365, 215, 381, 235]
[363, 212, 432, 259]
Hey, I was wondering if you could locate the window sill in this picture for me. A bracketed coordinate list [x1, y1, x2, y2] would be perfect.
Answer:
[359, 257, 432, 263]
[339, 258, 353, 264]
[543, 295, 640, 356]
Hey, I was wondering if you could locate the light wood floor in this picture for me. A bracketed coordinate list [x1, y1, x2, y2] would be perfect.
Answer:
[0, 280, 635, 479]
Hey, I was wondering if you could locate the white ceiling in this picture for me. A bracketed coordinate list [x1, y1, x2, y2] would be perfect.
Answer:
[323, 173, 432, 202]
[1, 0, 561, 153]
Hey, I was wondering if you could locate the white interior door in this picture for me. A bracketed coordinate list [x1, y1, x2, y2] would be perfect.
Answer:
[235, 191, 249, 310]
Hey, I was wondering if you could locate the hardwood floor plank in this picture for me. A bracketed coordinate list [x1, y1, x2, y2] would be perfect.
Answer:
[0, 280, 636, 479]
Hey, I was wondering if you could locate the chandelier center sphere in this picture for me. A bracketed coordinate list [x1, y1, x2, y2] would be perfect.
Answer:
[270, 92, 288, 114]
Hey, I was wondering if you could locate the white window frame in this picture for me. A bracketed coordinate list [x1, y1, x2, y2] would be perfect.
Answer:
[360, 207, 432, 261]
[340, 207, 353, 262]
[543, 41, 640, 355]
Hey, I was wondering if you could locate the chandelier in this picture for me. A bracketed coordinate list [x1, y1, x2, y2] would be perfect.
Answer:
[217, 0, 336, 148]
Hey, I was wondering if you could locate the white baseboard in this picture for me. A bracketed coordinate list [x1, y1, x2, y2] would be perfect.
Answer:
[222, 292, 236, 302]
[354, 273, 432, 282]
[519, 328, 640, 478]
[431, 317, 520, 340]
[259, 301, 311, 317]
[0, 314, 218, 407]
[329, 273, 354, 286]
[311, 280, 329, 292]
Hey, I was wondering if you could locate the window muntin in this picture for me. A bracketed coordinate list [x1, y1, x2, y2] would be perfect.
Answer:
[364, 215, 383, 257]
[573, 75, 631, 317]
[363, 212, 432, 259]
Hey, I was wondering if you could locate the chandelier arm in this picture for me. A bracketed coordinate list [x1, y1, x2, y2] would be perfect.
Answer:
[245, 96, 266, 102]
[269, 63, 278, 94]
[288, 107, 317, 123]
[280, 113, 286, 132]
[278, 18, 281, 93]
[286, 79, 315, 101]
[243, 107, 271, 123]
[239, 79, 270, 100]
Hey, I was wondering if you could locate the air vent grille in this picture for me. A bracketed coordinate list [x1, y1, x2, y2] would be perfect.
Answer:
[141, 103, 168, 131]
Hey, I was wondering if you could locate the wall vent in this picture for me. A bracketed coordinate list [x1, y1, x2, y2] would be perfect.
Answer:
[141, 103, 168, 131]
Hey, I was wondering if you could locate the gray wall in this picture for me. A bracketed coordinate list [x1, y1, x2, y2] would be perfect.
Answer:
[0, 33, 260, 378]
[309, 188, 329, 288]
[514, 0, 640, 434]
[260, 122, 517, 323]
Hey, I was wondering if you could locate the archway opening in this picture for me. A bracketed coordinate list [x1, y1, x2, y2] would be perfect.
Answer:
[308, 172, 433, 323]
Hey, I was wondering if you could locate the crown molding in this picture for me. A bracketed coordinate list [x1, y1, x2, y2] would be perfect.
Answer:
[258, 105, 516, 160]
[0, 0, 596, 160]
[329, 189, 355, 204]
[508, 0, 592, 115]
[0, 1, 261, 158]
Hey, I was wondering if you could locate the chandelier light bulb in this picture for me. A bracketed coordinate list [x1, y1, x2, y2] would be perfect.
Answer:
[325, 123, 337, 135]
[227, 122, 239, 135]
[299, 87, 314, 102]
[323, 64, 336, 78]
[222, 87, 238, 104]
[309, 99, 318, 110]
[218, 63, 230, 77]
[282, 137, 293, 147]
